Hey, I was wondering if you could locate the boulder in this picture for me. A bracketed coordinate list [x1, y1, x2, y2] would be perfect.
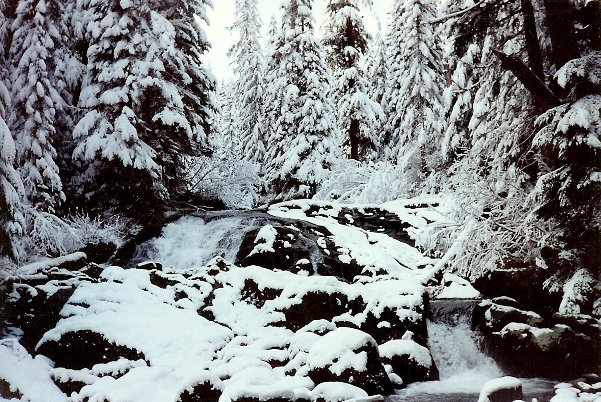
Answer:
[489, 322, 599, 379]
[478, 376, 523, 402]
[379, 332, 438, 385]
[311, 382, 369, 402]
[475, 300, 544, 333]
[306, 328, 392, 396]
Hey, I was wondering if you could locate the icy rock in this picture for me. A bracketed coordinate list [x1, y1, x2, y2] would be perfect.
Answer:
[378, 334, 438, 385]
[306, 328, 392, 396]
[477, 376, 522, 402]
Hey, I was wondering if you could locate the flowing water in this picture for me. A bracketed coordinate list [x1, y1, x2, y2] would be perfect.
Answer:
[390, 299, 556, 402]
[131, 210, 268, 270]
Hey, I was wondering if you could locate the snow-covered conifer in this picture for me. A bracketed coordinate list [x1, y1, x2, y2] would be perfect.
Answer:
[264, 0, 337, 198]
[381, 0, 444, 190]
[0, 79, 24, 261]
[9, 0, 65, 211]
[229, 0, 266, 164]
[323, 0, 382, 160]
[73, 0, 215, 210]
[529, 52, 601, 275]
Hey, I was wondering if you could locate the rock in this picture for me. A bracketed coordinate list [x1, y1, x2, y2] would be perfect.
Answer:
[478, 376, 522, 402]
[36, 330, 146, 370]
[379, 332, 439, 385]
[0, 378, 22, 400]
[136, 261, 163, 271]
[489, 322, 599, 379]
[474, 267, 558, 315]
[177, 373, 223, 402]
[475, 300, 544, 333]
[236, 222, 363, 282]
[306, 328, 392, 396]
[490, 296, 522, 309]
[80, 241, 117, 264]
[436, 273, 481, 300]
[311, 382, 369, 402]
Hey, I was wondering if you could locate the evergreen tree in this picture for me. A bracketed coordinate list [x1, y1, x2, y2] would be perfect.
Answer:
[530, 52, 601, 283]
[215, 81, 241, 156]
[228, 0, 266, 164]
[73, 0, 215, 212]
[381, 0, 444, 190]
[0, 79, 24, 261]
[265, 0, 337, 198]
[323, 0, 382, 160]
[9, 0, 65, 211]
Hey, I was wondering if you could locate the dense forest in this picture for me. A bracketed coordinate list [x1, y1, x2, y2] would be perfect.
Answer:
[1, 0, 599, 317]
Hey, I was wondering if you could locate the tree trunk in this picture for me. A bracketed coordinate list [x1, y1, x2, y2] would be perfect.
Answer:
[349, 119, 359, 160]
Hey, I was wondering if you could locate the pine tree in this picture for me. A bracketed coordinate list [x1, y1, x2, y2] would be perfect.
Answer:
[0, 79, 24, 261]
[9, 0, 65, 211]
[229, 0, 266, 165]
[323, 0, 382, 160]
[265, 0, 337, 198]
[381, 0, 444, 190]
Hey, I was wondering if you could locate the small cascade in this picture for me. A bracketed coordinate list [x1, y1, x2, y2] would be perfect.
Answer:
[390, 299, 503, 401]
[426, 299, 503, 383]
[131, 211, 265, 270]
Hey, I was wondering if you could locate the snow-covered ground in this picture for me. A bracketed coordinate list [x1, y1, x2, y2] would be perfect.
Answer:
[0, 199, 598, 401]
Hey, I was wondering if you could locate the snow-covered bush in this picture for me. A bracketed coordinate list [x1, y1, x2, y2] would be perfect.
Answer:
[416, 167, 549, 281]
[17, 207, 126, 261]
[313, 159, 410, 204]
[183, 153, 263, 209]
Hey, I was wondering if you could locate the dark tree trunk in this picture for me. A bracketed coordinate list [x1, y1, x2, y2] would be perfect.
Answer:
[349, 119, 359, 160]
[543, 0, 579, 71]
[521, 0, 545, 80]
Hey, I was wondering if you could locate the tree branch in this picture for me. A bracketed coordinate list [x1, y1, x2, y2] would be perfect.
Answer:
[492, 49, 562, 109]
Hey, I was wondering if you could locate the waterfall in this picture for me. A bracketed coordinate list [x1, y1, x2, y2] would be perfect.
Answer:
[426, 300, 503, 383]
[131, 211, 264, 270]
[390, 299, 504, 401]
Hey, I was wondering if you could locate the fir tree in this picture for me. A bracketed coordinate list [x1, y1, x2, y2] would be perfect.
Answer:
[323, 0, 382, 160]
[265, 0, 337, 198]
[382, 0, 444, 190]
[9, 0, 65, 211]
[228, 0, 266, 164]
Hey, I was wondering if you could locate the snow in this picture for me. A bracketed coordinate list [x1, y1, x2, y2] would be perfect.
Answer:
[306, 328, 375, 376]
[379, 338, 433, 368]
[18, 252, 87, 276]
[437, 272, 482, 299]
[0, 339, 67, 402]
[311, 382, 369, 401]
[249, 224, 277, 256]
[478, 376, 522, 402]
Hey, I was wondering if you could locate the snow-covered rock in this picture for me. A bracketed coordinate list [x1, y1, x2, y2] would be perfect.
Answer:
[306, 328, 392, 396]
[477, 376, 522, 402]
[378, 331, 438, 385]
[436, 272, 481, 299]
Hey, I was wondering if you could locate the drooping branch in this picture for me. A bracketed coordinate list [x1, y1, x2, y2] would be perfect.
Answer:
[492, 49, 562, 109]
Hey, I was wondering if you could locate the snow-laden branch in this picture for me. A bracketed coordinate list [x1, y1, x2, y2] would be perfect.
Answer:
[425, 0, 486, 24]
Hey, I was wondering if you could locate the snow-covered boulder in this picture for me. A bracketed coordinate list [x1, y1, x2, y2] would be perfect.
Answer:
[477, 376, 522, 402]
[306, 328, 392, 396]
[436, 273, 481, 300]
[476, 299, 544, 332]
[550, 374, 601, 402]
[378, 332, 438, 385]
[488, 322, 598, 379]
[311, 382, 369, 402]
[176, 371, 223, 402]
